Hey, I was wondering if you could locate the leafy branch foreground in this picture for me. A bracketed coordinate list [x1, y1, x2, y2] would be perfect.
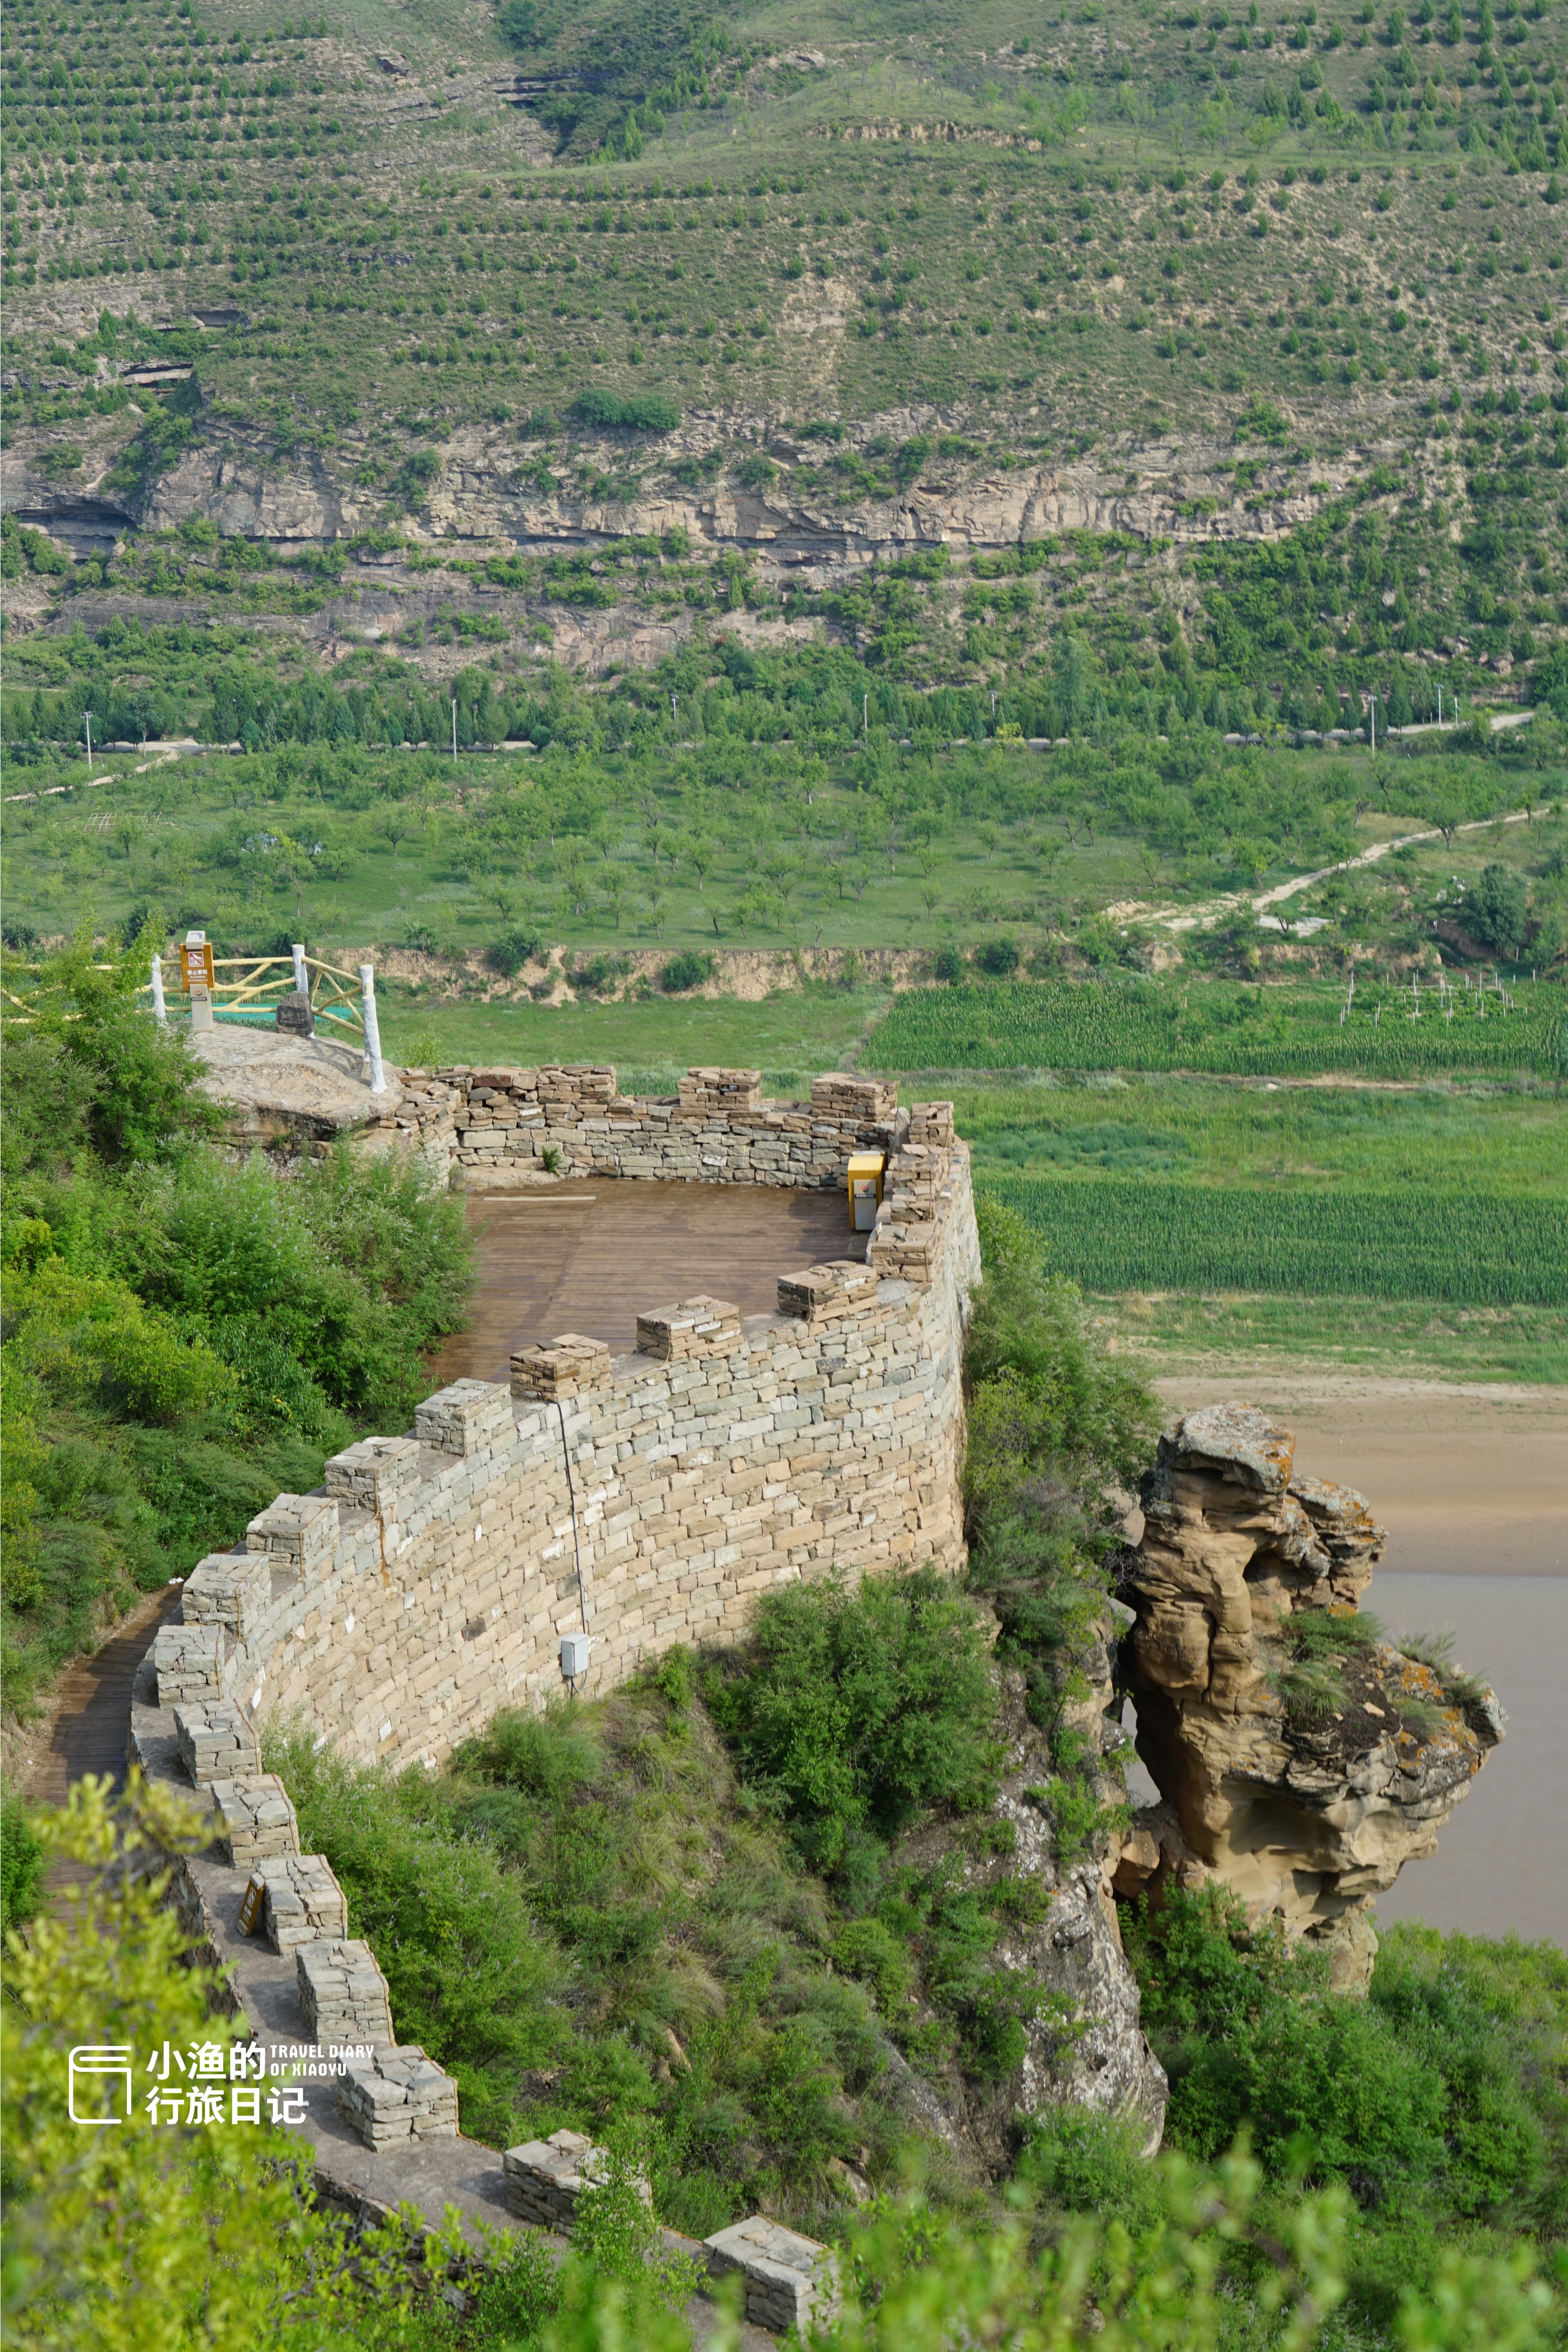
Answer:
[2, 1782, 1559, 2352]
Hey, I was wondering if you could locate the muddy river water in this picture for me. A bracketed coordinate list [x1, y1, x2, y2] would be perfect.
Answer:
[1146, 1377, 1568, 1946]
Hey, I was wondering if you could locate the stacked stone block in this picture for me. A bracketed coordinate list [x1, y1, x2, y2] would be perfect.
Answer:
[326, 1435, 423, 1513]
[777, 1261, 880, 1325]
[415, 1380, 513, 1457]
[502, 2130, 649, 2232]
[676, 1067, 762, 1114]
[635, 1295, 741, 1361]
[182, 1552, 272, 1644]
[297, 1938, 395, 2044]
[174, 1701, 262, 1784]
[246, 1494, 339, 1582]
[907, 1101, 956, 1147]
[154, 1622, 227, 1707]
[810, 1072, 898, 1125]
[337, 2046, 460, 2152]
[210, 1773, 300, 1868]
[704, 2218, 842, 2334]
[259, 1853, 351, 1952]
[510, 1335, 613, 1403]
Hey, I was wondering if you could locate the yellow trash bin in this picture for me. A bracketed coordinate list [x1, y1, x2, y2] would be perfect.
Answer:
[847, 1150, 886, 1234]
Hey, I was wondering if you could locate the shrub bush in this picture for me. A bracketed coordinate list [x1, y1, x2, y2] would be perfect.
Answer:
[484, 928, 543, 977]
[705, 1568, 999, 1876]
[659, 949, 712, 993]
[570, 389, 681, 433]
[976, 936, 1021, 978]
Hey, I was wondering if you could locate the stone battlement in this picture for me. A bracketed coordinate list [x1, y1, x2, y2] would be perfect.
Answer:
[151, 1076, 979, 1770]
[373, 1061, 946, 1193]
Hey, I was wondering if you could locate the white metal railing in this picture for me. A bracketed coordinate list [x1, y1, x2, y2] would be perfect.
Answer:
[148, 943, 386, 1094]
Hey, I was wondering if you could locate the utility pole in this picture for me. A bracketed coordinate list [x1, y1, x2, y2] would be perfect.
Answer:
[1369, 695, 1376, 754]
[671, 692, 678, 727]
[451, 699, 458, 762]
[84, 712, 93, 774]
[863, 691, 869, 738]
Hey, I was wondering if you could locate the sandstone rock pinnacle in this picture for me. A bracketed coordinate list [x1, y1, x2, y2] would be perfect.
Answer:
[1113, 1406, 1505, 1993]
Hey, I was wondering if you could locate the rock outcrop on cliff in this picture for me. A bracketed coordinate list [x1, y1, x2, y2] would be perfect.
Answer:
[1114, 1405, 1505, 1991]
[898, 1639, 1169, 2173]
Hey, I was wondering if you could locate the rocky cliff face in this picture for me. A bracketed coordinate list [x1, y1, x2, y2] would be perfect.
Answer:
[899, 1636, 1169, 2173]
[1114, 1405, 1505, 1992]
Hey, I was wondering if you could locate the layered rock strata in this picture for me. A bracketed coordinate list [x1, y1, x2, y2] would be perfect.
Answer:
[1115, 1405, 1505, 1989]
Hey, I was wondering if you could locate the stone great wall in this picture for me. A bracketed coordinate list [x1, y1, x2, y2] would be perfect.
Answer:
[115, 1062, 1503, 2326]
[122, 1067, 979, 2334]
[145, 1072, 977, 1770]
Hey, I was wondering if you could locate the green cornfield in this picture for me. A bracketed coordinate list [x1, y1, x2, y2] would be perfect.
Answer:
[869, 979, 1568, 1080]
[982, 1177, 1568, 1307]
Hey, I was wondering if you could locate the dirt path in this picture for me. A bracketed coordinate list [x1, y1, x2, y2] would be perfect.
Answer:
[21, 1584, 185, 1808]
[1106, 796, 1557, 938]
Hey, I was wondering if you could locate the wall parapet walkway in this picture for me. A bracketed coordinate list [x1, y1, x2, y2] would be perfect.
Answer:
[154, 1076, 979, 1769]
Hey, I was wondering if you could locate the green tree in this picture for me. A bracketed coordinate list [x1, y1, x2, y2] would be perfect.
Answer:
[1466, 863, 1528, 960]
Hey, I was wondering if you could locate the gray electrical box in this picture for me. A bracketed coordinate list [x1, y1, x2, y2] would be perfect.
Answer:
[559, 1632, 592, 1680]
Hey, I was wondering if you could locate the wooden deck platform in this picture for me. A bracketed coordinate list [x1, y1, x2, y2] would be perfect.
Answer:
[428, 1179, 855, 1388]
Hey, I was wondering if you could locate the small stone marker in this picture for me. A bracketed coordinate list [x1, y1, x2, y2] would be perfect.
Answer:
[258, 1854, 350, 1953]
[173, 1700, 262, 1785]
[210, 1773, 300, 1867]
[154, 1622, 227, 1708]
[703, 2217, 842, 2335]
[502, 2128, 649, 2233]
[275, 990, 315, 1037]
[237, 1871, 266, 1937]
[337, 2046, 459, 2151]
[296, 1938, 395, 2045]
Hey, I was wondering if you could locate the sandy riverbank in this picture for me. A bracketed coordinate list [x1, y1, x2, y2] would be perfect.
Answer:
[1144, 1371, 1566, 1941]
[1152, 1373, 1567, 1579]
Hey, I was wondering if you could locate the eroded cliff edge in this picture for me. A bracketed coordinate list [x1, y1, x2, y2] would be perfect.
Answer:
[1113, 1404, 1506, 1994]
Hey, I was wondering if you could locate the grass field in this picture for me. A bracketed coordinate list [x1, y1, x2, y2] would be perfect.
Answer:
[953, 1074, 1568, 1194]
[374, 974, 892, 1085]
[1084, 1288, 1568, 1385]
[985, 1172, 1564, 1306]
[866, 972, 1568, 1080]
[2, 722, 1563, 986]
